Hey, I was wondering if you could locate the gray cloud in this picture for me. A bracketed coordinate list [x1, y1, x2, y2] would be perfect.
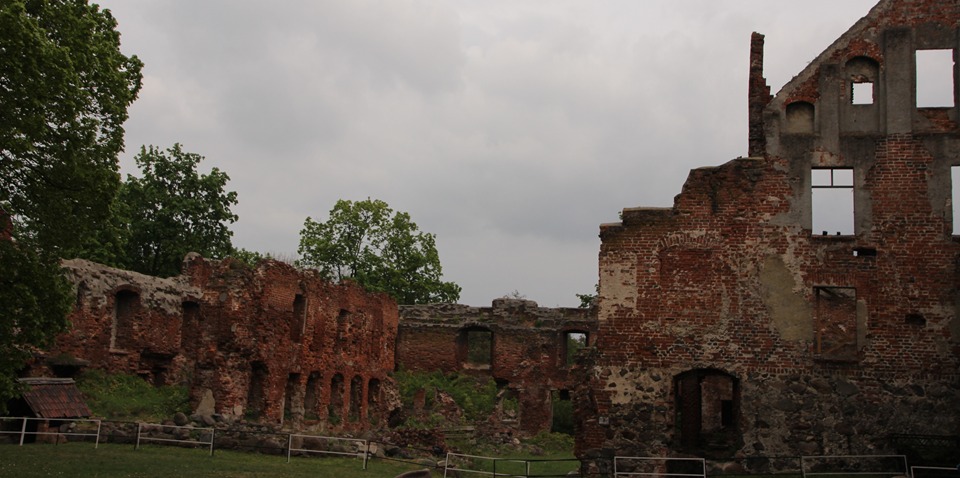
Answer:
[100, 0, 879, 306]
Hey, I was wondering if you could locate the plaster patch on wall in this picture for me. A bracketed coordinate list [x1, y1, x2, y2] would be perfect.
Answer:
[601, 262, 637, 312]
[759, 255, 813, 341]
[603, 367, 668, 406]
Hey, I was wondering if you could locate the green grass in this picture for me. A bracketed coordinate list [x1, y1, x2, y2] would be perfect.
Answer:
[0, 442, 435, 477]
[76, 370, 189, 421]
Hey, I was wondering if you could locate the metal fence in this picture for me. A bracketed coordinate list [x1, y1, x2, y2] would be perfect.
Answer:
[286, 433, 369, 470]
[801, 455, 909, 478]
[0, 416, 101, 447]
[135, 422, 214, 456]
[613, 456, 706, 478]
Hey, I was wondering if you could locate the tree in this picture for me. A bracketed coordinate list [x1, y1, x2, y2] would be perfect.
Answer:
[298, 198, 461, 304]
[0, 238, 72, 412]
[119, 144, 239, 277]
[0, 0, 141, 408]
[1, 0, 143, 258]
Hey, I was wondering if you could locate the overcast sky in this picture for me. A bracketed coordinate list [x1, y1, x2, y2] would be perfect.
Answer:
[94, 0, 880, 307]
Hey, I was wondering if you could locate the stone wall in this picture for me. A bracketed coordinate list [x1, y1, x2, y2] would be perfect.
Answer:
[47, 255, 399, 434]
[397, 299, 596, 435]
[577, 0, 960, 466]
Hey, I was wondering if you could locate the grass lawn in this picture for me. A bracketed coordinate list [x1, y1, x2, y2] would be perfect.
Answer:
[0, 442, 437, 477]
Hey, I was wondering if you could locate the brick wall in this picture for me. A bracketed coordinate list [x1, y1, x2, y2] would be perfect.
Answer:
[577, 0, 960, 467]
[398, 299, 596, 435]
[48, 255, 399, 434]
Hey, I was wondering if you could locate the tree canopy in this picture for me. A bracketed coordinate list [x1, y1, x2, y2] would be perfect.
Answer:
[0, 0, 141, 409]
[1, 0, 142, 257]
[298, 198, 461, 304]
[119, 144, 238, 277]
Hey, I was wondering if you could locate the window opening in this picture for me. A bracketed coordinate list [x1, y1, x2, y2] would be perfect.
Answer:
[291, 293, 306, 342]
[304, 372, 321, 419]
[247, 362, 268, 419]
[812, 168, 854, 235]
[814, 287, 858, 361]
[852, 82, 874, 105]
[367, 378, 380, 423]
[458, 327, 493, 369]
[551, 390, 574, 435]
[329, 374, 344, 423]
[674, 369, 740, 458]
[349, 375, 363, 422]
[181, 301, 201, 354]
[916, 49, 955, 107]
[563, 331, 588, 366]
[953, 166, 960, 235]
[112, 290, 139, 349]
[284, 373, 301, 423]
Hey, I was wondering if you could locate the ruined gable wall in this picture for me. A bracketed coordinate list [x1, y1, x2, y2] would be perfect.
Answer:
[398, 299, 596, 435]
[579, 0, 960, 465]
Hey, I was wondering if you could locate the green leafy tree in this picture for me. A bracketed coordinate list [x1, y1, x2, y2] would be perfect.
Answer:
[298, 198, 461, 304]
[1, 0, 142, 258]
[0, 237, 72, 413]
[119, 144, 238, 277]
[576, 283, 599, 308]
[0, 0, 141, 408]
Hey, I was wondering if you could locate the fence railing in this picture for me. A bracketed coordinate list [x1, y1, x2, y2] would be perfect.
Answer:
[135, 422, 215, 456]
[444, 452, 531, 477]
[911, 466, 960, 478]
[286, 434, 369, 470]
[801, 455, 909, 478]
[614, 456, 706, 478]
[0, 417, 101, 448]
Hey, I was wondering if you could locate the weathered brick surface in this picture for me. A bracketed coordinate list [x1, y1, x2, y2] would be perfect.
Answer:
[397, 299, 596, 435]
[577, 0, 960, 466]
[48, 255, 399, 434]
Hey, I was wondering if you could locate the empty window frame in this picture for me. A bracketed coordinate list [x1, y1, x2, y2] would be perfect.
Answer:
[814, 287, 858, 361]
[847, 56, 879, 105]
[562, 331, 588, 366]
[916, 49, 955, 107]
[852, 82, 874, 105]
[113, 290, 139, 349]
[812, 168, 854, 236]
[954, 166, 960, 235]
[291, 293, 306, 342]
[459, 327, 493, 369]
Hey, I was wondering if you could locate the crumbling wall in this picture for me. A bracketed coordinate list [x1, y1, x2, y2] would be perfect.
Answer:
[578, 0, 960, 466]
[397, 299, 596, 435]
[47, 255, 399, 434]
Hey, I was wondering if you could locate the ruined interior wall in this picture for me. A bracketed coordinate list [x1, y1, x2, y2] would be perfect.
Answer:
[578, 0, 960, 465]
[398, 299, 596, 435]
[47, 256, 399, 435]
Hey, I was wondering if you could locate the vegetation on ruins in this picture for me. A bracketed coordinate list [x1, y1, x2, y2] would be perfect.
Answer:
[116, 144, 239, 277]
[298, 198, 461, 304]
[0, 0, 142, 408]
[76, 369, 189, 421]
[394, 370, 498, 424]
